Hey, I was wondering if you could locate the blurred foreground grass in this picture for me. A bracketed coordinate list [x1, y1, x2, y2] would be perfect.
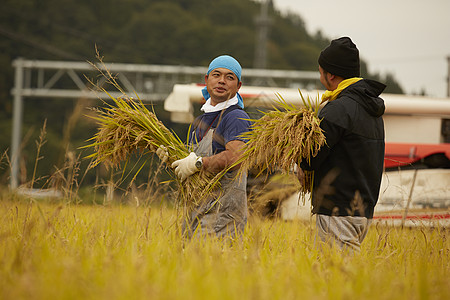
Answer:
[0, 198, 448, 300]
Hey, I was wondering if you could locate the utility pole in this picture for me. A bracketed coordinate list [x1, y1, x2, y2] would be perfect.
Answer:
[253, 0, 272, 71]
[10, 58, 24, 190]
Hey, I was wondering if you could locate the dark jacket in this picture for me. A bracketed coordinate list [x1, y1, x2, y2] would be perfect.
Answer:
[301, 79, 386, 218]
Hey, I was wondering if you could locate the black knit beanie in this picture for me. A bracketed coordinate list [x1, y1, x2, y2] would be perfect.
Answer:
[318, 37, 360, 78]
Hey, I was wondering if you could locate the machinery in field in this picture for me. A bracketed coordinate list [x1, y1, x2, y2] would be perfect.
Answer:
[164, 84, 450, 226]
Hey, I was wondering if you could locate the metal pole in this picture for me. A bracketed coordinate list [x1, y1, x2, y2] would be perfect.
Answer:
[10, 58, 24, 189]
[402, 169, 418, 228]
[253, 0, 270, 69]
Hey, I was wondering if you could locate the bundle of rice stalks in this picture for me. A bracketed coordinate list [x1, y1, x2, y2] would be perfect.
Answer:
[83, 94, 221, 209]
[85, 95, 185, 168]
[82, 53, 223, 209]
[238, 91, 326, 197]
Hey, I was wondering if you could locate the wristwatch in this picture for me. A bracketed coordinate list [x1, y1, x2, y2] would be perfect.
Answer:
[195, 156, 203, 170]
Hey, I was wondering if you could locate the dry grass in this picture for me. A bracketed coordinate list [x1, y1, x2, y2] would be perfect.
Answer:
[0, 198, 448, 300]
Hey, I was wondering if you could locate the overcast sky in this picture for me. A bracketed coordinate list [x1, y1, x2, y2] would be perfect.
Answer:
[273, 0, 450, 98]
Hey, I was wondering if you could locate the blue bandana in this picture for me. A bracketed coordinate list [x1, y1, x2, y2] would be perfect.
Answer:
[202, 55, 244, 108]
[207, 55, 242, 80]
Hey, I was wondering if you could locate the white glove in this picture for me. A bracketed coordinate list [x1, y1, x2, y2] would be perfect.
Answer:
[171, 152, 199, 182]
[156, 145, 169, 163]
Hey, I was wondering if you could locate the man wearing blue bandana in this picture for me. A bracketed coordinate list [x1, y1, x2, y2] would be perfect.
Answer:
[166, 55, 252, 239]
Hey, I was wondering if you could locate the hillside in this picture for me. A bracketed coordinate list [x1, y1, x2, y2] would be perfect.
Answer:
[0, 0, 403, 187]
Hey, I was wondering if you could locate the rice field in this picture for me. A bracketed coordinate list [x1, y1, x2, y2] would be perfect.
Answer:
[1, 197, 448, 300]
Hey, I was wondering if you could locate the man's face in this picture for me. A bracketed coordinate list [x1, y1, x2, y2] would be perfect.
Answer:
[319, 66, 332, 90]
[205, 68, 242, 105]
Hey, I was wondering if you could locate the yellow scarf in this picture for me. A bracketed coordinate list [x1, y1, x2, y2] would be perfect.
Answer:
[321, 77, 362, 103]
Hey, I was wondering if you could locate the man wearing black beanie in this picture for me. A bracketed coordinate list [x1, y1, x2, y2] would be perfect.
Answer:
[299, 36, 386, 254]
[318, 37, 360, 79]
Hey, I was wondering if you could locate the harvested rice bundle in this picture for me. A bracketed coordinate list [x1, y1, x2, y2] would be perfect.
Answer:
[238, 92, 325, 196]
[85, 95, 186, 168]
[84, 93, 223, 208]
[82, 54, 223, 209]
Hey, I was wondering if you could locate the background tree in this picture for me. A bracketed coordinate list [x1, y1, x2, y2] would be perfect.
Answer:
[0, 0, 404, 189]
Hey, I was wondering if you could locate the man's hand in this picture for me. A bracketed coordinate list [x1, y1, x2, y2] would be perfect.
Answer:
[171, 152, 199, 181]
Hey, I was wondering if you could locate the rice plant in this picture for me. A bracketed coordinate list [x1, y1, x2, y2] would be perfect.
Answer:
[81, 52, 225, 211]
[1, 198, 448, 300]
[238, 91, 325, 198]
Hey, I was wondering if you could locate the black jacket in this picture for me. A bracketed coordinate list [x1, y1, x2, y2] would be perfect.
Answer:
[301, 79, 386, 218]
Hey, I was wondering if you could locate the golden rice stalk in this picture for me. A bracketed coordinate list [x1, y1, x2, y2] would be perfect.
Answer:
[84, 94, 186, 168]
[81, 51, 223, 209]
[83, 94, 222, 209]
[238, 91, 325, 196]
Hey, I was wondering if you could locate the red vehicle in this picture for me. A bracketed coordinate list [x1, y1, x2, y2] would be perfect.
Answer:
[384, 142, 450, 169]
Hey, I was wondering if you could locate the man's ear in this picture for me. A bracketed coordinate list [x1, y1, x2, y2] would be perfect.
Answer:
[328, 72, 335, 81]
